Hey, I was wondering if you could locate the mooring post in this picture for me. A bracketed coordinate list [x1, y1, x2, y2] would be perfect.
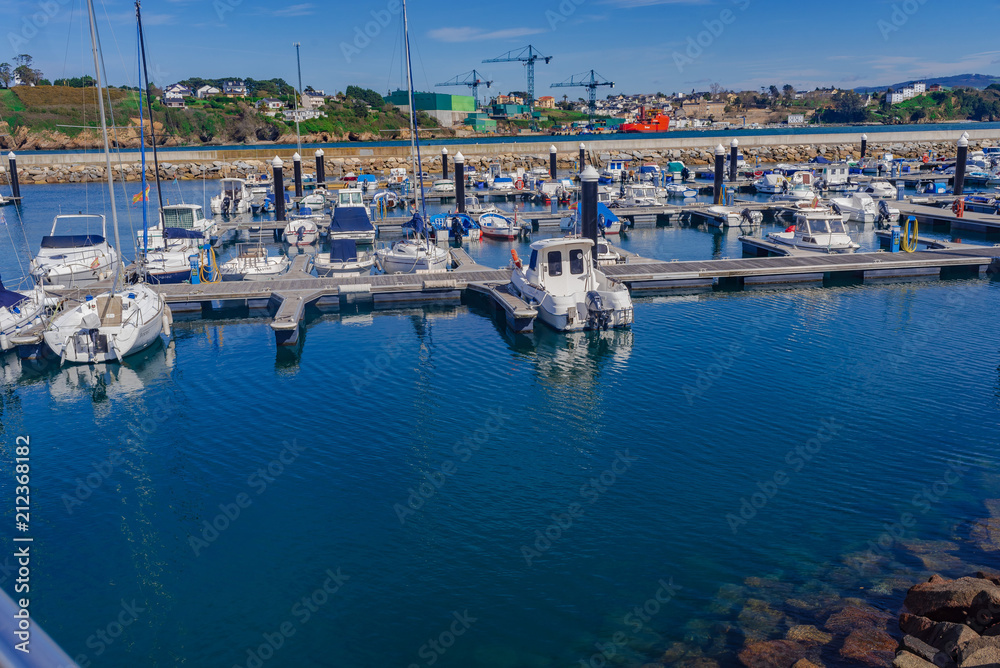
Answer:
[315, 149, 325, 187]
[292, 152, 303, 198]
[272, 156, 286, 222]
[455, 152, 465, 214]
[729, 138, 739, 182]
[441, 147, 449, 181]
[579, 142, 586, 174]
[954, 134, 969, 197]
[861, 134, 868, 160]
[581, 165, 599, 262]
[7, 152, 20, 200]
[550, 145, 557, 181]
[714, 144, 725, 205]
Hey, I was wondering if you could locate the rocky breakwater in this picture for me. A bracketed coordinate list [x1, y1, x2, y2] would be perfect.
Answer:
[895, 573, 1000, 668]
[1, 159, 276, 185]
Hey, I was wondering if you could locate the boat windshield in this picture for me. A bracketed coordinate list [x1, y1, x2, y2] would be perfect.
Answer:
[829, 219, 848, 234]
[340, 191, 363, 206]
[569, 249, 585, 275]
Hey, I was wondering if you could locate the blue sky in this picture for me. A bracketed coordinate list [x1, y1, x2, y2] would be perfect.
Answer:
[6, 0, 999, 96]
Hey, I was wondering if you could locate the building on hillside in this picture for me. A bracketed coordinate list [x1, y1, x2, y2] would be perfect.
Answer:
[162, 91, 186, 108]
[912, 82, 926, 94]
[494, 94, 524, 105]
[283, 109, 325, 122]
[464, 113, 497, 133]
[257, 98, 284, 110]
[928, 84, 943, 92]
[301, 91, 327, 111]
[164, 83, 192, 97]
[889, 91, 905, 105]
[196, 85, 221, 99]
[385, 90, 476, 127]
[787, 114, 805, 125]
[222, 80, 247, 97]
[535, 96, 556, 109]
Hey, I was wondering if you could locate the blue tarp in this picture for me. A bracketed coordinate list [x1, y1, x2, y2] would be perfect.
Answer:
[330, 207, 374, 233]
[0, 276, 27, 309]
[329, 239, 358, 262]
[430, 213, 477, 231]
[574, 202, 620, 230]
[401, 213, 426, 236]
[164, 227, 203, 239]
[809, 155, 831, 164]
[40, 235, 105, 249]
[356, 175, 378, 183]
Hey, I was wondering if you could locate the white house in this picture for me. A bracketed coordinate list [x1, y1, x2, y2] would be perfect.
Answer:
[163, 91, 186, 108]
[283, 109, 325, 122]
[258, 98, 284, 110]
[164, 83, 192, 97]
[301, 91, 326, 111]
[787, 114, 805, 125]
[196, 85, 221, 99]
[912, 82, 926, 95]
[221, 80, 247, 97]
[890, 91, 905, 105]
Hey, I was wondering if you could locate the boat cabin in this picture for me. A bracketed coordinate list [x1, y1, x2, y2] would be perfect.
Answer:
[793, 212, 849, 239]
[821, 165, 850, 185]
[337, 188, 365, 208]
[524, 238, 597, 294]
[162, 204, 208, 229]
[604, 159, 631, 177]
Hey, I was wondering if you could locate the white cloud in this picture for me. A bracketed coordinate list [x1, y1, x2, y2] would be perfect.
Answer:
[272, 3, 315, 17]
[428, 26, 546, 43]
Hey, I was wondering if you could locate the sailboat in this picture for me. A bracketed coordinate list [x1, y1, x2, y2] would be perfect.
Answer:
[30, 214, 119, 287]
[41, 0, 170, 364]
[374, 0, 449, 275]
[0, 277, 46, 352]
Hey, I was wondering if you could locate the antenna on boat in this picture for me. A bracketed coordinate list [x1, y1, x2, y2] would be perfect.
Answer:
[401, 0, 427, 228]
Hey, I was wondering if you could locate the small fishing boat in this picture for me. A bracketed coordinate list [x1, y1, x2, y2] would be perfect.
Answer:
[31, 214, 118, 288]
[616, 183, 659, 207]
[328, 206, 376, 244]
[429, 213, 481, 243]
[282, 213, 320, 246]
[509, 237, 633, 332]
[220, 244, 290, 281]
[463, 195, 501, 216]
[766, 211, 860, 253]
[298, 190, 328, 211]
[665, 183, 697, 198]
[479, 212, 518, 240]
[210, 178, 251, 215]
[314, 239, 375, 276]
[829, 193, 878, 223]
[863, 180, 898, 199]
[493, 176, 516, 191]
[753, 173, 785, 194]
[703, 206, 763, 229]
[431, 179, 455, 193]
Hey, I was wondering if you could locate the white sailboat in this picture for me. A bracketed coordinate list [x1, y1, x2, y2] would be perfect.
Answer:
[42, 0, 170, 365]
[0, 278, 47, 352]
[31, 214, 118, 288]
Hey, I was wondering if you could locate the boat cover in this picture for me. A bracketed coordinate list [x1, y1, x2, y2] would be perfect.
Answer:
[809, 155, 831, 164]
[330, 207, 374, 233]
[164, 227, 204, 239]
[574, 202, 620, 228]
[329, 239, 359, 263]
[0, 276, 27, 309]
[39, 235, 105, 249]
[400, 213, 426, 235]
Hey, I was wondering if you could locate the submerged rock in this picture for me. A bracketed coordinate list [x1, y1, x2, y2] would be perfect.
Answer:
[903, 575, 1000, 624]
[738, 599, 785, 642]
[825, 604, 893, 634]
[785, 624, 833, 645]
[737, 639, 807, 668]
[840, 626, 896, 666]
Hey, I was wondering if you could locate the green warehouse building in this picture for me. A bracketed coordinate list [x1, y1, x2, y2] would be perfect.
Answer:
[386, 90, 476, 128]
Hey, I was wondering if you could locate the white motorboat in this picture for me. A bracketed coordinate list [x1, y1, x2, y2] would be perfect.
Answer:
[703, 205, 762, 229]
[139, 203, 217, 251]
[479, 212, 519, 240]
[431, 179, 455, 193]
[830, 193, 878, 223]
[766, 211, 860, 253]
[31, 214, 118, 288]
[375, 213, 450, 274]
[314, 239, 375, 276]
[665, 183, 697, 198]
[493, 176, 516, 191]
[220, 244, 290, 280]
[328, 206, 376, 244]
[595, 241, 624, 267]
[754, 173, 785, 194]
[510, 237, 633, 332]
[863, 180, 898, 199]
[0, 280, 47, 352]
[298, 190, 328, 211]
[282, 215, 320, 246]
[464, 195, 501, 217]
[616, 183, 659, 207]
[210, 178, 251, 215]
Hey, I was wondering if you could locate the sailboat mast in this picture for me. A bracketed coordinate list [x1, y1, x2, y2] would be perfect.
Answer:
[86, 0, 123, 279]
[136, 1, 165, 219]
[401, 0, 426, 221]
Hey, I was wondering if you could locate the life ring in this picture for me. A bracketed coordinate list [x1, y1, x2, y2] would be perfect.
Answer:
[754, 170, 763, 178]
[511, 249, 522, 269]
[952, 199, 965, 218]
[515, 179, 524, 190]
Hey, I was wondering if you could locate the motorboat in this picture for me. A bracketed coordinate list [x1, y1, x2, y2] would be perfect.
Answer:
[561, 202, 622, 235]
[282, 213, 320, 246]
[429, 213, 481, 243]
[464, 195, 501, 217]
[371, 190, 400, 211]
[615, 183, 659, 207]
[766, 211, 860, 253]
[0, 278, 47, 352]
[332, 187, 365, 209]
[863, 180, 898, 199]
[431, 179, 455, 193]
[703, 206, 763, 229]
[139, 203, 217, 251]
[493, 176, 515, 191]
[638, 163, 661, 182]
[31, 214, 118, 288]
[210, 178, 251, 215]
[595, 240, 624, 267]
[219, 244, 290, 280]
[509, 237, 633, 332]
[479, 212, 519, 240]
[665, 183, 697, 198]
[42, 284, 170, 364]
[314, 239, 374, 276]
[375, 214, 450, 274]
[754, 173, 785, 194]
[328, 206, 376, 244]
[298, 190, 328, 211]
[599, 159, 631, 184]
[829, 193, 879, 223]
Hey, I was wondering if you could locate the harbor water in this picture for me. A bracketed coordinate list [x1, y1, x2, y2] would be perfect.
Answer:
[0, 181, 998, 667]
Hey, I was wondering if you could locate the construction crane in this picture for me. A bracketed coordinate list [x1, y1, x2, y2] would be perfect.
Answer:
[550, 70, 614, 118]
[482, 45, 551, 109]
[435, 69, 493, 109]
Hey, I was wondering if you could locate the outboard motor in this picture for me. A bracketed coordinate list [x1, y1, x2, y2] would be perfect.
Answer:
[296, 226, 305, 243]
[450, 217, 463, 244]
[877, 199, 892, 228]
[222, 196, 231, 215]
[586, 290, 612, 330]
[740, 208, 763, 227]
[831, 201, 842, 216]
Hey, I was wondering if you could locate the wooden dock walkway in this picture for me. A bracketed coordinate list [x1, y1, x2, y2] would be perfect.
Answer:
[894, 202, 1000, 234]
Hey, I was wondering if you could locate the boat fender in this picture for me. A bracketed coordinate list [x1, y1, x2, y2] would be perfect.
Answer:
[511, 249, 522, 269]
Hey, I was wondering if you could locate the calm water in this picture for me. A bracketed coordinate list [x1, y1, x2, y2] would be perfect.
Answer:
[0, 180, 999, 667]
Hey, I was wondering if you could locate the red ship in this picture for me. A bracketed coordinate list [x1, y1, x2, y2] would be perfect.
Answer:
[621, 106, 670, 133]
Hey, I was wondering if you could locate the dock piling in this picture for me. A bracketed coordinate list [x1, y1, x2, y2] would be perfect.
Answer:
[7, 152, 20, 201]
[315, 149, 325, 187]
[581, 165, 599, 261]
[292, 152, 303, 198]
[442, 147, 449, 181]
[272, 156, 286, 222]
[579, 142, 586, 175]
[550, 145, 557, 180]
[713, 144, 725, 205]
[455, 152, 465, 213]
[861, 134, 868, 159]
[729, 139, 738, 182]
[954, 135, 968, 196]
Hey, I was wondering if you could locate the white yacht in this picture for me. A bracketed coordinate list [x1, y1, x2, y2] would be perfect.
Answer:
[314, 239, 375, 276]
[375, 214, 449, 274]
[31, 214, 118, 288]
[431, 179, 455, 193]
[830, 193, 878, 223]
[463, 195, 501, 217]
[220, 244, 290, 281]
[328, 204, 376, 244]
[0, 279, 47, 352]
[863, 180, 898, 199]
[754, 173, 785, 194]
[210, 178, 251, 215]
[298, 190, 328, 211]
[766, 211, 860, 253]
[510, 237, 633, 332]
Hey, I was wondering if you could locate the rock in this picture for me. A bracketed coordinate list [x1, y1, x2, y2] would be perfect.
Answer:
[826, 605, 893, 634]
[791, 660, 822, 668]
[786, 625, 833, 645]
[840, 627, 897, 666]
[904, 577, 1000, 624]
[962, 642, 1000, 668]
[959, 637, 1000, 663]
[892, 653, 940, 668]
[923, 622, 979, 659]
[901, 634, 957, 667]
[738, 599, 785, 642]
[738, 639, 807, 668]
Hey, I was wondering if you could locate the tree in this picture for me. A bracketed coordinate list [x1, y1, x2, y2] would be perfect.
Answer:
[883, 87, 893, 111]
[0, 63, 10, 89]
[782, 84, 794, 101]
[769, 85, 779, 99]
[12, 54, 41, 86]
[345, 85, 384, 108]
[709, 82, 723, 98]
